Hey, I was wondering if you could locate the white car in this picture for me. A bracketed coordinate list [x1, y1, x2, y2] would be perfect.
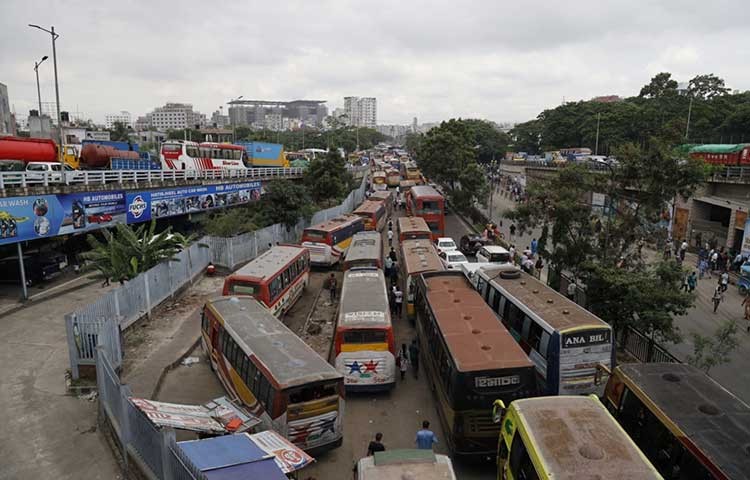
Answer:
[476, 245, 512, 264]
[435, 237, 458, 254]
[438, 250, 468, 270]
[25, 162, 82, 184]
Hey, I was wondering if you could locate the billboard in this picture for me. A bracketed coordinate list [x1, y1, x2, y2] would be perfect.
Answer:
[126, 181, 261, 223]
[0, 180, 262, 245]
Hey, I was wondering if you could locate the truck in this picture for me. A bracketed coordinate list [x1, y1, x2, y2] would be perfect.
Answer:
[0, 136, 58, 163]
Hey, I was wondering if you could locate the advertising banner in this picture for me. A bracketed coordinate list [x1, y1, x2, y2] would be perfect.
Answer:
[126, 181, 261, 224]
[0, 190, 126, 246]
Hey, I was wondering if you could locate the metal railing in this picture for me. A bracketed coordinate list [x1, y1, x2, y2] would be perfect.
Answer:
[618, 326, 681, 364]
[708, 166, 750, 183]
[0, 166, 307, 189]
[499, 159, 612, 171]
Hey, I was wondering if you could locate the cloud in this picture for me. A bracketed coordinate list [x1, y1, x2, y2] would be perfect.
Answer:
[1, 0, 748, 126]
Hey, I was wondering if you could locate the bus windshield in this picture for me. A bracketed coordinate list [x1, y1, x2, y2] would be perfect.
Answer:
[419, 200, 442, 214]
[303, 230, 328, 242]
[343, 329, 387, 344]
[288, 382, 339, 404]
[226, 280, 259, 296]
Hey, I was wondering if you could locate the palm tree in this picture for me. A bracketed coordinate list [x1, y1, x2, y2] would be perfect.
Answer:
[83, 221, 196, 283]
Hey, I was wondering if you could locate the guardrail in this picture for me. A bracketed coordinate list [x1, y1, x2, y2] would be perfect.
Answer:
[0, 167, 307, 190]
[708, 166, 750, 183]
[499, 159, 612, 171]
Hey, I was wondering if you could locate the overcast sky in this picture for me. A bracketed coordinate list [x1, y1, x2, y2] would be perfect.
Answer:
[2, 0, 749, 126]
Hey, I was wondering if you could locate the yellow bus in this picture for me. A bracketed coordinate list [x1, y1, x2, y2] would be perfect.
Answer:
[301, 214, 365, 267]
[492, 396, 663, 479]
[201, 296, 344, 453]
[400, 238, 444, 319]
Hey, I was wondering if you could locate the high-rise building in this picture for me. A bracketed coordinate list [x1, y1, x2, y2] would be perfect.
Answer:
[104, 111, 132, 129]
[343, 96, 377, 128]
[227, 99, 327, 128]
[146, 103, 206, 130]
[0, 83, 13, 135]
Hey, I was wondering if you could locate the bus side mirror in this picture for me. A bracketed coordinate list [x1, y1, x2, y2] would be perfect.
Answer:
[492, 400, 506, 424]
[594, 363, 611, 386]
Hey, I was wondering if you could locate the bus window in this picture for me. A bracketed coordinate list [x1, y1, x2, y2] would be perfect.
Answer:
[343, 330, 387, 344]
[510, 434, 540, 480]
[304, 230, 328, 242]
[528, 323, 544, 352]
[187, 146, 199, 157]
[508, 304, 525, 334]
[228, 281, 258, 296]
[539, 331, 551, 358]
[288, 382, 338, 404]
[522, 317, 532, 340]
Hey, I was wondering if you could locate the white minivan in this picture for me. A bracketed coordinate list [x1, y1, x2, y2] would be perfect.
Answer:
[475, 245, 512, 264]
[25, 162, 80, 183]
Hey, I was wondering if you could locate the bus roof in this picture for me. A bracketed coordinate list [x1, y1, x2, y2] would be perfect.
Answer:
[339, 268, 391, 329]
[232, 245, 306, 280]
[353, 200, 385, 215]
[401, 239, 444, 276]
[513, 396, 662, 478]
[484, 270, 609, 332]
[397, 216, 430, 233]
[421, 271, 532, 372]
[358, 450, 455, 480]
[345, 232, 382, 264]
[369, 190, 392, 202]
[616, 363, 750, 479]
[206, 297, 342, 389]
[304, 214, 362, 233]
[409, 185, 442, 199]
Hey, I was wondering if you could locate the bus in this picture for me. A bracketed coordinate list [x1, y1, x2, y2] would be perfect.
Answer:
[201, 296, 344, 452]
[400, 238, 444, 319]
[221, 245, 309, 317]
[372, 171, 387, 191]
[386, 168, 401, 187]
[492, 396, 662, 480]
[161, 140, 247, 170]
[406, 185, 445, 240]
[397, 216, 432, 242]
[475, 267, 614, 396]
[352, 200, 387, 232]
[602, 362, 750, 480]
[356, 450, 456, 480]
[368, 190, 393, 216]
[234, 141, 290, 168]
[400, 161, 422, 183]
[398, 179, 416, 195]
[334, 268, 396, 391]
[343, 231, 383, 271]
[415, 271, 538, 456]
[301, 214, 365, 267]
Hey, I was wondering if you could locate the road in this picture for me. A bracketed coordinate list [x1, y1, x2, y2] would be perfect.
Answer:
[478, 183, 750, 402]
[157, 208, 495, 480]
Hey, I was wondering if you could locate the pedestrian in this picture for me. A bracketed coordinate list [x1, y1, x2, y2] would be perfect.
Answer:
[663, 243, 672, 261]
[398, 197, 403, 211]
[734, 252, 744, 272]
[680, 273, 689, 292]
[398, 344, 409, 380]
[367, 432, 386, 456]
[711, 250, 719, 272]
[679, 239, 688, 261]
[534, 257, 544, 279]
[712, 285, 724, 313]
[531, 238, 538, 256]
[394, 286, 403, 316]
[415, 421, 438, 450]
[409, 339, 420, 379]
[698, 258, 708, 279]
[742, 293, 750, 331]
[327, 273, 338, 302]
[388, 219, 393, 232]
[687, 271, 697, 292]
[720, 270, 729, 293]
[101, 276, 110, 287]
[566, 280, 577, 301]
[509, 223, 516, 242]
[389, 247, 397, 262]
[384, 255, 393, 279]
[387, 229, 394, 246]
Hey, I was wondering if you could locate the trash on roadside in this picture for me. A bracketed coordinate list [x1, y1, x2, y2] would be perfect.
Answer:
[80, 391, 98, 402]
[181, 356, 200, 366]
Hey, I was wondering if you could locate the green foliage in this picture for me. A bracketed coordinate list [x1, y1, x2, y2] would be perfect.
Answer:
[82, 221, 194, 282]
[509, 120, 543, 154]
[260, 179, 315, 227]
[200, 206, 260, 237]
[463, 119, 511, 162]
[639, 72, 678, 98]
[232, 125, 387, 153]
[109, 121, 131, 141]
[403, 132, 423, 155]
[304, 151, 354, 204]
[688, 74, 730, 100]
[687, 319, 739, 373]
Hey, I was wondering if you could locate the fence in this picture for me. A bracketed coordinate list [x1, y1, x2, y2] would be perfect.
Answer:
[617, 326, 681, 364]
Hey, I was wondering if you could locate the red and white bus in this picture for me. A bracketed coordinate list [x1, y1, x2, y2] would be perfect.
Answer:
[222, 245, 310, 317]
[160, 140, 248, 170]
[301, 215, 365, 267]
[406, 185, 445, 240]
[352, 200, 387, 232]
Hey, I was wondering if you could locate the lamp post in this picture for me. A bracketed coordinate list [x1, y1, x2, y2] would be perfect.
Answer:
[28, 25, 63, 158]
[230, 95, 243, 142]
[33, 55, 48, 136]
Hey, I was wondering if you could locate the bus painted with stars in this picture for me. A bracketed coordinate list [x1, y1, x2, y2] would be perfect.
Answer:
[334, 267, 396, 391]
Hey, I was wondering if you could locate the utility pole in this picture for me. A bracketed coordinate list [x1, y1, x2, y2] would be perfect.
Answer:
[29, 25, 63, 159]
[685, 96, 694, 140]
[33, 55, 48, 136]
[594, 112, 601, 155]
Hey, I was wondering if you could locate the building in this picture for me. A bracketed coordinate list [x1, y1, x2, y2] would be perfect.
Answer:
[146, 103, 206, 130]
[199, 128, 233, 143]
[227, 99, 327, 129]
[591, 95, 622, 103]
[376, 124, 411, 139]
[104, 111, 132, 129]
[343, 96, 377, 128]
[0, 82, 13, 135]
[210, 110, 229, 128]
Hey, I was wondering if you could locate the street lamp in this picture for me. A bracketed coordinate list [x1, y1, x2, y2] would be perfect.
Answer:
[28, 25, 63, 157]
[230, 95, 243, 142]
[33, 55, 48, 135]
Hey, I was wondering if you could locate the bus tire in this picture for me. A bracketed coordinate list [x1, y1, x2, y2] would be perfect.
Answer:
[499, 270, 521, 280]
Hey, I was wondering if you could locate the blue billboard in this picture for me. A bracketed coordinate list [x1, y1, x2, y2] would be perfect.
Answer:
[126, 181, 261, 223]
[0, 180, 262, 245]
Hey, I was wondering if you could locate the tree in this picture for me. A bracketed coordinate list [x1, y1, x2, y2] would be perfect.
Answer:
[688, 74, 730, 100]
[200, 206, 260, 237]
[166, 128, 203, 141]
[83, 221, 193, 283]
[404, 132, 423, 155]
[687, 319, 739, 373]
[260, 179, 315, 227]
[304, 151, 353, 204]
[510, 119, 543, 154]
[109, 121, 131, 141]
[639, 72, 678, 99]
[463, 119, 511, 163]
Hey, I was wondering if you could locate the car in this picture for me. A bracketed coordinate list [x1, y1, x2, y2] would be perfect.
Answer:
[476, 245, 512, 264]
[459, 234, 487, 256]
[87, 213, 113, 224]
[438, 250, 468, 270]
[0, 252, 68, 286]
[25, 162, 83, 184]
[435, 237, 458, 254]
